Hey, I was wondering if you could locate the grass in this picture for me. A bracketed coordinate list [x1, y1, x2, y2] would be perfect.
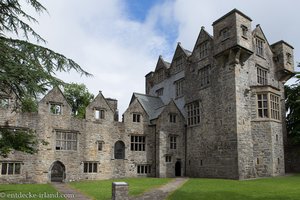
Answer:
[69, 177, 171, 200]
[168, 174, 300, 200]
[0, 183, 64, 200]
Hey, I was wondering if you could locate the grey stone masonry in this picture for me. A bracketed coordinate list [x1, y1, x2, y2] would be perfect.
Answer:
[112, 182, 129, 200]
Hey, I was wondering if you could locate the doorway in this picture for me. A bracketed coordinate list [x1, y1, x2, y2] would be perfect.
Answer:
[50, 161, 65, 182]
[175, 161, 181, 176]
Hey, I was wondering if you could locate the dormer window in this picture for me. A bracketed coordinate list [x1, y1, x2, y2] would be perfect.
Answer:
[174, 57, 183, 73]
[169, 113, 177, 123]
[95, 108, 105, 119]
[256, 38, 264, 57]
[199, 41, 209, 59]
[50, 103, 62, 115]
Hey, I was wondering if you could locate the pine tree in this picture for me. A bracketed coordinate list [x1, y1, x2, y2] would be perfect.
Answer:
[0, 0, 91, 157]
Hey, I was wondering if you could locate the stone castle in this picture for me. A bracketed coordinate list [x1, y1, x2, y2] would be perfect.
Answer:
[0, 9, 295, 183]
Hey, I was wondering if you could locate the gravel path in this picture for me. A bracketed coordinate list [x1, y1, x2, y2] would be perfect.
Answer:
[130, 178, 188, 200]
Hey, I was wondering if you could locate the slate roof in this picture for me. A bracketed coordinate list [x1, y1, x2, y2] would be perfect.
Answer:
[163, 60, 171, 69]
[182, 48, 192, 56]
[131, 93, 165, 120]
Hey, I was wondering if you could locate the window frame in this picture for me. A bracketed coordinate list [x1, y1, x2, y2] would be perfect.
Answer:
[199, 41, 209, 59]
[256, 93, 281, 121]
[175, 79, 184, 97]
[170, 135, 177, 150]
[133, 113, 141, 123]
[137, 164, 151, 175]
[198, 65, 211, 87]
[83, 162, 98, 173]
[241, 25, 248, 38]
[257, 66, 268, 85]
[49, 103, 62, 115]
[94, 108, 105, 120]
[270, 94, 280, 120]
[286, 53, 292, 64]
[97, 141, 104, 151]
[165, 155, 172, 163]
[130, 135, 146, 151]
[256, 37, 264, 57]
[1, 162, 21, 175]
[55, 131, 78, 151]
[173, 57, 184, 73]
[169, 113, 177, 123]
[220, 27, 230, 40]
[187, 101, 200, 126]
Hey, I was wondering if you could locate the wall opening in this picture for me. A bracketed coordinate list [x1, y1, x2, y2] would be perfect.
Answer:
[50, 161, 65, 182]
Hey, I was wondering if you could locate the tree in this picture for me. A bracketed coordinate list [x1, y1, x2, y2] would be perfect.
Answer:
[0, 0, 91, 106]
[0, 127, 37, 158]
[0, 0, 91, 157]
[285, 63, 300, 145]
[63, 83, 94, 119]
[20, 95, 38, 112]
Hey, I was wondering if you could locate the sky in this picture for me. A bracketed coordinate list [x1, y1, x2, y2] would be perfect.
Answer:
[22, 0, 300, 117]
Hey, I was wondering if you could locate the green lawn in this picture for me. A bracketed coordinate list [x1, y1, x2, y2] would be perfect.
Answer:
[168, 174, 300, 200]
[69, 177, 171, 200]
[0, 183, 64, 200]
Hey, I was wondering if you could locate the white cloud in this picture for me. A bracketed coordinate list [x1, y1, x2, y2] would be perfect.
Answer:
[22, 0, 300, 117]
[27, 0, 173, 116]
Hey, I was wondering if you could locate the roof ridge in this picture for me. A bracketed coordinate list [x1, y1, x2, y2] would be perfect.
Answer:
[133, 92, 161, 98]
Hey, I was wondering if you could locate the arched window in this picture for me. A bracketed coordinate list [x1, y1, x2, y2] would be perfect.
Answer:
[114, 141, 125, 159]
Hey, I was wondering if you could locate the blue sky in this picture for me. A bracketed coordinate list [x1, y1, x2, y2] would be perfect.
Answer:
[125, 0, 161, 22]
[24, 0, 300, 116]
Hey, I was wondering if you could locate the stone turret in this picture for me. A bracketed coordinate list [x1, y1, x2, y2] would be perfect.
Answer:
[271, 40, 295, 82]
[212, 9, 253, 64]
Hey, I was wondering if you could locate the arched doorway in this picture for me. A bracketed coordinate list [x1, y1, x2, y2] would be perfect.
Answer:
[114, 141, 125, 159]
[175, 161, 181, 176]
[50, 161, 65, 182]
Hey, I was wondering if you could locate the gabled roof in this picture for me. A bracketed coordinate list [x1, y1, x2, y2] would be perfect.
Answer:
[172, 42, 192, 60]
[155, 56, 171, 71]
[39, 86, 71, 106]
[88, 91, 114, 112]
[252, 24, 270, 46]
[130, 93, 165, 120]
[193, 26, 213, 52]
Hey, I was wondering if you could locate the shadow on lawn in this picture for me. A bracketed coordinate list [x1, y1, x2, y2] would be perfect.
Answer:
[169, 191, 295, 200]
